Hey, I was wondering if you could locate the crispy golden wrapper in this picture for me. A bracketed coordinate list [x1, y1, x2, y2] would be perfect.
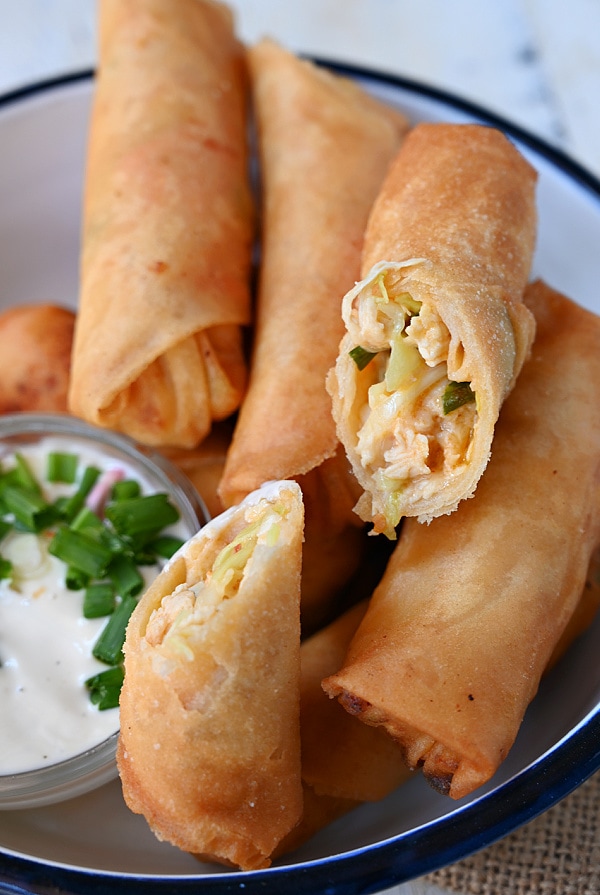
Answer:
[277, 599, 411, 857]
[219, 38, 409, 502]
[328, 123, 537, 535]
[0, 304, 75, 413]
[118, 480, 304, 870]
[218, 39, 408, 628]
[69, 0, 253, 448]
[324, 280, 600, 800]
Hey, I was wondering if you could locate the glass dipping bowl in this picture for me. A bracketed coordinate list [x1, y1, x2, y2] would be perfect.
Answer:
[0, 412, 208, 810]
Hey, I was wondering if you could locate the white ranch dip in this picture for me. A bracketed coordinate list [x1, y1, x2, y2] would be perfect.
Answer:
[0, 435, 185, 774]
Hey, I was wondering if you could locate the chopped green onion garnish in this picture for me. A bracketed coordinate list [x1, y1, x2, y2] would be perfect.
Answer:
[69, 506, 105, 536]
[442, 381, 476, 415]
[65, 566, 90, 591]
[85, 666, 124, 710]
[349, 345, 379, 371]
[92, 594, 137, 665]
[6, 454, 41, 495]
[107, 554, 144, 598]
[60, 465, 101, 522]
[83, 583, 116, 619]
[111, 479, 141, 501]
[47, 452, 78, 484]
[70, 507, 125, 557]
[1, 485, 57, 532]
[105, 493, 180, 538]
[0, 442, 185, 711]
[132, 546, 161, 565]
[48, 527, 113, 579]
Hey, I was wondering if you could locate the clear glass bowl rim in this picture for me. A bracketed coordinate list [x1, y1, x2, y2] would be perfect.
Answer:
[0, 411, 209, 809]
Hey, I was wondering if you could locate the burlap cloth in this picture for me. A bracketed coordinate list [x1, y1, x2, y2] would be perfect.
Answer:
[423, 769, 600, 895]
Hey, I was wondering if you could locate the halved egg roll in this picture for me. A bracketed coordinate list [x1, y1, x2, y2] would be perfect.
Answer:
[328, 123, 537, 536]
[324, 280, 600, 800]
[69, 0, 253, 448]
[217, 39, 408, 627]
[117, 480, 304, 870]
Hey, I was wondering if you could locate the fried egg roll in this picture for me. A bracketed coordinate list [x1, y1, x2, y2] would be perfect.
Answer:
[0, 304, 75, 413]
[328, 123, 537, 536]
[324, 280, 600, 800]
[217, 39, 408, 627]
[69, 0, 253, 448]
[300, 599, 410, 803]
[276, 599, 411, 857]
[547, 546, 600, 671]
[117, 480, 304, 870]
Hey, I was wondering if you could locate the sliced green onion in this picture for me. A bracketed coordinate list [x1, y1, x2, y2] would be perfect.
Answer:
[46, 452, 78, 484]
[70, 506, 126, 555]
[48, 527, 113, 578]
[61, 465, 101, 522]
[442, 381, 476, 415]
[1, 485, 57, 533]
[105, 493, 179, 538]
[65, 566, 90, 591]
[150, 535, 185, 560]
[83, 583, 116, 619]
[131, 546, 160, 565]
[69, 506, 105, 536]
[107, 554, 144, 598]
[85, 665, 124, 710]
[92, 594, 137, 665]
[7, 454, 41, 494]
[349, 345, 379, 371]
[111, 479, 141, 501]
[0, 442, 185, 710]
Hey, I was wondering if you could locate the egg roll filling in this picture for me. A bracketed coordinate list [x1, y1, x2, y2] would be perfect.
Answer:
[145, 498, 289, 659]
[345, 265, 476, 534]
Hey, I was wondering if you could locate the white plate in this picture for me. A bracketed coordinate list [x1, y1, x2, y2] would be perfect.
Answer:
[0, 66, 600, 895]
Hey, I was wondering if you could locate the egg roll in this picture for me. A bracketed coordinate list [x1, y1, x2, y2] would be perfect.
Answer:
[299, 599, 410, 803]
[547, 545, 600, 671]
[324, 280, 600, 800]
[274, 785, 359, 859]
[328, 123, 537, 536]
[69, 0, 253, 449]
[217, 39, 408, 627]
[276, 599, 411, 857]
[117, 480, 304, 870]
[0, 304, 75, 413]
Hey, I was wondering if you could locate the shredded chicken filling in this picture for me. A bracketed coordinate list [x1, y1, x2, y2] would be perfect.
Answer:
[348, 271, 476, 516]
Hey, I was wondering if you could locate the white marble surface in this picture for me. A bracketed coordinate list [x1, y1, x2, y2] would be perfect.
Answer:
[0, 3, 599, 894]
[0, 0, 599, 180]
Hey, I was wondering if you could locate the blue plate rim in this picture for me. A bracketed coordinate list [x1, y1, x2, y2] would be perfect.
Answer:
[0, 62, 599, 895]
